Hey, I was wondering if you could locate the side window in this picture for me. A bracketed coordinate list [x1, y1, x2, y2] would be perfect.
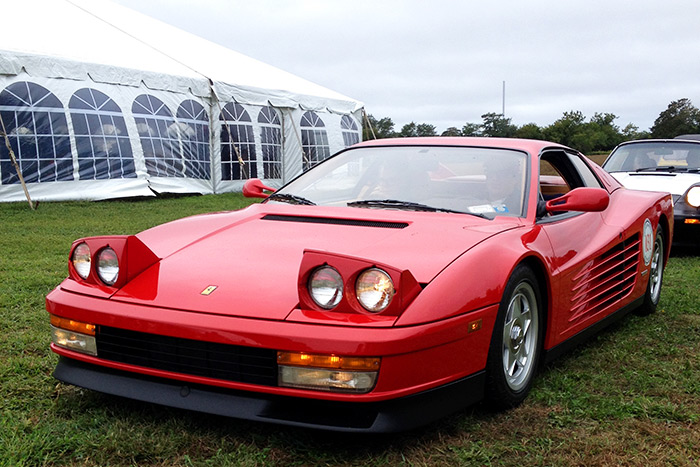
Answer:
[539, 151, 593, 191]
[539, 151, 604, 218]
[569, 154, 603, 188]
[539, 158, 570, 201]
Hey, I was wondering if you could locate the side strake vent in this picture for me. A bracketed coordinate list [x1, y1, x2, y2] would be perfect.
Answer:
[262, 214, 408, 229]
[569, 233, 640, 323]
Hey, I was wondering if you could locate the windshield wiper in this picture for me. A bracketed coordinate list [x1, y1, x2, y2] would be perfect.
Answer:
[348, 199, 486, 217]
[266, 193, 316, 206]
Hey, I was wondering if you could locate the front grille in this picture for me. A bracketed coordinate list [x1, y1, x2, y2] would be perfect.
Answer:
[569, 233, 640, 322]
[97, 327, 278, 386]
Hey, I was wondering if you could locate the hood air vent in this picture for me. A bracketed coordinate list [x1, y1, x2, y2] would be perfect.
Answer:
[262, 214, 408, 229]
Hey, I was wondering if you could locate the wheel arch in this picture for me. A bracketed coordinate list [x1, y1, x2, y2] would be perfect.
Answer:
[514, 254, 550, 354]
[657, 212, 671, 265]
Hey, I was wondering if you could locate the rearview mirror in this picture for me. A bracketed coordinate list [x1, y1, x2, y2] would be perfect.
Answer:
[242, 178, 275, 198]
[545, 187, 609, 213]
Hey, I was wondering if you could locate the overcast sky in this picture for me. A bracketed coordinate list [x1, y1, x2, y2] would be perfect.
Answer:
[111, 0, 700, 134]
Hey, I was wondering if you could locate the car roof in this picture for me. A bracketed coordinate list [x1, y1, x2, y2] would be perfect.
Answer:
[616, 138, 700, 147]
[353, 137, 571, 155]
[674, 134, 700, 141]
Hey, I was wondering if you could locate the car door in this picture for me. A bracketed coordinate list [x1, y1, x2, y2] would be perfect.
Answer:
[538, 150, 630, 349]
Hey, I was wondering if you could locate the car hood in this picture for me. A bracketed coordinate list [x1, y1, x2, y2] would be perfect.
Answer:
[113, 203, 521, 320]
[610, 172, 700, 196]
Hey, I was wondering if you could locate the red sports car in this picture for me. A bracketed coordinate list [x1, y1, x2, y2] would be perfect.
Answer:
[47, 137, 673, 432]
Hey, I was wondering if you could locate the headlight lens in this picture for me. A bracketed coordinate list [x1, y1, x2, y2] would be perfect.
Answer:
[71, 242, 91, 279]
[356, 268, 395, 312]
[97, 247, 119, 285]
[308, 266, 343, 309]
[686, 186, 700, 208]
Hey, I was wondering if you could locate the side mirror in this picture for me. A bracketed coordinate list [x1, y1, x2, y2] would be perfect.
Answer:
[242, 178, 275, 198]
[545, 187, 609, 213]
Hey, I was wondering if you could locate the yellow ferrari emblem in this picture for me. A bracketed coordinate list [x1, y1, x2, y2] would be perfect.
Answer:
[200, 285, 218, 296]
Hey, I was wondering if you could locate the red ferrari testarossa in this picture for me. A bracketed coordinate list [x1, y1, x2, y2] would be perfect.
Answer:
[47, 137, 673, 432]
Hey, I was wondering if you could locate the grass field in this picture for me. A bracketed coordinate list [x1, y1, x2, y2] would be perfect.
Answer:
[1, 193, 698, 466]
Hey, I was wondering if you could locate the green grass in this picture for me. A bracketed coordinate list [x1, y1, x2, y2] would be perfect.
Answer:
[1, 194, 698, 466]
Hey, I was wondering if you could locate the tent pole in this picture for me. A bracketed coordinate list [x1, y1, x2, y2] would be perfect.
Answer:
[0, 114, 35, 210]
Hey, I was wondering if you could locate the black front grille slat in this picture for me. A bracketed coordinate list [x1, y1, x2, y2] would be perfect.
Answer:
[97, 327, 278, 386]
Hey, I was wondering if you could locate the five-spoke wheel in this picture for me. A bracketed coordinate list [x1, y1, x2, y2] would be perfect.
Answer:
[485, 264, 543, 409]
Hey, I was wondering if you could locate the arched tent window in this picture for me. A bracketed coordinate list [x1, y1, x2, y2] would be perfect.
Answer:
[258, 106, 282, 179]
[176, 100, 210, 180]
[132, 94, 183, 178]
[341, 115, 360, 147]
[300, 111, 330, 171]
[69, 88, 135, 180]
[220, 102, 256, 180]
[0, 81, 72, 184]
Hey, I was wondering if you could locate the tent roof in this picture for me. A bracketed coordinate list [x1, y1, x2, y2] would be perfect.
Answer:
[1, 0, 362, 113]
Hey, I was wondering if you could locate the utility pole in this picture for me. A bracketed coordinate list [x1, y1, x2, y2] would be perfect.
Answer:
[502, 81, 506, 116]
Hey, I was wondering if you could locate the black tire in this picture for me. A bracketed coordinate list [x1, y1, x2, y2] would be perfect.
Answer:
[636, 227, 665, 316]
[485, 264, 543, 410]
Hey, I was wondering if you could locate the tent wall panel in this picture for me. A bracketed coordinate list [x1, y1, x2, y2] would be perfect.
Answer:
[0, 73, 362, 202]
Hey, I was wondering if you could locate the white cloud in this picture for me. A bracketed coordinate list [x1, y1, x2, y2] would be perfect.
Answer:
[112, 0, 700, 133]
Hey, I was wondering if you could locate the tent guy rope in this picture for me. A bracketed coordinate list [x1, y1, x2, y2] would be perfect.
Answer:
[0, 113, 35, 210]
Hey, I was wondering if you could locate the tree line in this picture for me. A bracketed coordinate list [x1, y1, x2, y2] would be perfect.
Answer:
[363, 98, 700, 153]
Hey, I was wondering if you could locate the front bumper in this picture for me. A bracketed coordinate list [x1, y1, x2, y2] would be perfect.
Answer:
[47, 284, 497, 431]
[673, 215, 700, 247]
[55, 356, 485, 433]
[672, 196, 700, 247]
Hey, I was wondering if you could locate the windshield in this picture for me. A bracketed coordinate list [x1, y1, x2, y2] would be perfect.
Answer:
[271, 146, 529, 218]
[604, 142, 700, 172]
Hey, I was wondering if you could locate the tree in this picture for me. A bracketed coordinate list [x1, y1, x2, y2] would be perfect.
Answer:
[543, 110, 586, 147]
[621, 123, 650, 141]
[363, 114, 396, 140]
[416, 123, 437, 136]
[650, 98, 700, 138]
[461, 122, 481, 136]
[398, 122, 418, 137]
[480, 113, 517, 137]
[398, 122, 437, 137]
[441, 127, 462, 136]
[514, 123, 544, 140]
[585, 112, 623, 151]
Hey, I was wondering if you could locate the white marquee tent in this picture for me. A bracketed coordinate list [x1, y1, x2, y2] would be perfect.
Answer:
[0, 0, 364, 202]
